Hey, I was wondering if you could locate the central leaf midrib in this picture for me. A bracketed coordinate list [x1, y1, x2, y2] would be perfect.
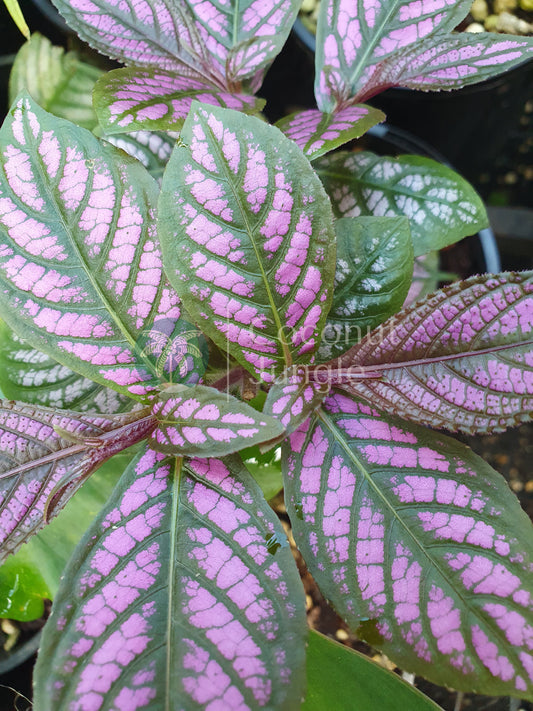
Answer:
[33, 134, 162, 381]
[203, 115, 292, 366]
[346, 0, 403, 89]
[316, 407, 525, 665]
[165, 456, 182, 711]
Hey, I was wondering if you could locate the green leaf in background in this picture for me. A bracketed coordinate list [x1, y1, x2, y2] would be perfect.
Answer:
[319, 216, 413, 360]
[317, 151, 488, 257]
[9, 33, 102, 130]
[0, 450, 134, 621]
[304, 631, 443, 711]
[0, 321, 134, 414]
[2, 0, 29, 39]
[242, 446, 283, 501]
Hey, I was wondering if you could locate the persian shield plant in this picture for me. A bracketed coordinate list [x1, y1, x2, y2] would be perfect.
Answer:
[0, 0, 532, 709]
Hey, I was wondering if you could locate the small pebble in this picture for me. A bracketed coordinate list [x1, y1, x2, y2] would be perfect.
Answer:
[305, 595, 314, 611]
[300, 0, 317, 12]
[496, 10, 532, 33]
[471, 0, 489, 20]
[494, 0, 517, 11]
[466, 22, 486, 31]
[335, 629, 349, 641]
[484, 13, 500, 30]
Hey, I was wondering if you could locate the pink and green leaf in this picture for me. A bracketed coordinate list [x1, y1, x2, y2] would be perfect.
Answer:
[316, 151, 488, 257]
[357, 33, 533, 101]
[0, 401, 153, 563]
[0, 321, 134, 413]
[51, 0, 221, 81]
[0, 95, 183, 399]
[263, 367, 329, 437]
[0, 450, 132, 621]
[314, 0, 473, 110]
[150, 383, 285, 457]
[34, 445, 307, 710]
[275, 105, 385, 162]
[184, 0, 301, 81]
[284, 391, 533, 699]
[319, 216, 413, 361]
[94, 67, 264, 135]
[158, 102, 336, 383]
[331, 272, 533, 434]
[226, 37, 279, 85]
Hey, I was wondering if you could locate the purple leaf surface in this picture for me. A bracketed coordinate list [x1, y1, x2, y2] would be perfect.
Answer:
[0, 95, 182, 399]
[275, 105, 384, 162]
[150, 384, 285, 457]
[0, 401, 153, 563]
[34, 445, 307, 710]
[159, 103, 336, 383]
[316, 151, 488, 257]
[330, 272, 533, 434]
[284, 391, 533, 699]
[51, 0, 221, 81]
[0, 323, 134, 414]
[184, 0, 301, 82]
[94, 68, 265, 135]
[356, 33, 533, 101]
[314, 0, 472, 110]
[263, 367, 329, 437]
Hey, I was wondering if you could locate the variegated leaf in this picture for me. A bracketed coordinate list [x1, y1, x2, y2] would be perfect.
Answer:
[159, 103, 336, 383]
[263, 367, 329, 436]
[226, 37, 279, 84]
[404, 252, 440, 307]
[357, 33, 533, 101]
[314, 0, 472, 111]
[94, 67, 265, 135]
[0, 95, 183, 399]
[0, 322, 134, 413]
[184, 0, 301, 81]
[330, 272, 533, 434]
[103, 130, 174, 183]
[284, 391, 533, 699]
[151, 383, 284, 457]
[51, 0, 221, 81]
[319, 216, 413, 361]
[9, 33, 102, 131]
[0, 401, 154, 563]
[275, 105, 384, 162]
[34, 446, 307, 710]
[316, 151, 488, 257]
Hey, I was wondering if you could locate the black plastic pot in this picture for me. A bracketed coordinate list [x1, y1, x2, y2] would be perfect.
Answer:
[292, 18, 533, 205]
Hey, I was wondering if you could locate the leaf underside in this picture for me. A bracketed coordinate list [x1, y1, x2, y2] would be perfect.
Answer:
[333, 272, 533, 434]
[0, 401, 153, 563]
